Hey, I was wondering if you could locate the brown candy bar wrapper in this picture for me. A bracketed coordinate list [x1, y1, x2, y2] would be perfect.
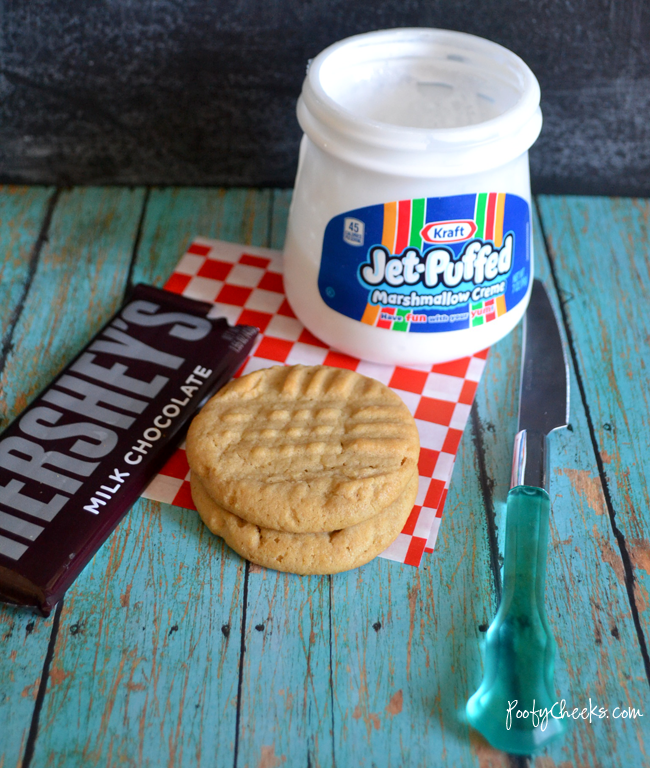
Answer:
[0, 284, 258, 615]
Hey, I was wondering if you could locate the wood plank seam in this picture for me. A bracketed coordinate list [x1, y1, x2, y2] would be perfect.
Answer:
[0, 187, 60, 409]
[125, 186, 151, 292]
[470, 406, 503, 607]
[265, 194, 275, 257]
[231, 192, 272, 768]
[269, 189, 292, 252]
[233, 559, 251, 768]
[21, 600, 64, 768]
[328, 575, 337, 768]
[534, 198, 650, 687]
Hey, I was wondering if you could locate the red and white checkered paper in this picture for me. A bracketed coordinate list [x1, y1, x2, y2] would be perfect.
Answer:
[142, 238, 488, 567]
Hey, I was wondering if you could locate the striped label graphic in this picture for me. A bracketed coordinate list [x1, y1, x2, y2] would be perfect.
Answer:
[470, 296, 508, 327]
[474, 192, 507, 247]
[382, 193, 507, 254]
[382, 198, 427, 254]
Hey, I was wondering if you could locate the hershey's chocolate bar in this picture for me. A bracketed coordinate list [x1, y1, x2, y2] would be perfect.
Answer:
[0, 284, 258, 615]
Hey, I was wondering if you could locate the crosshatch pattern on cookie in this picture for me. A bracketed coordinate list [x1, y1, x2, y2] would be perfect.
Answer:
[142, 238, 488, 568]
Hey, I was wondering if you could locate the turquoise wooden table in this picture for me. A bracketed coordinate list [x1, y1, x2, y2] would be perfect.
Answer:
[0, 187, 649, 768]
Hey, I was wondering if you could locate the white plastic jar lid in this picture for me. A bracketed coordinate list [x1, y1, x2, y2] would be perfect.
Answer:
[298, 28, 542, 176]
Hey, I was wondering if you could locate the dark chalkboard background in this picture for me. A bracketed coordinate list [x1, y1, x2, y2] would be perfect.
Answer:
[1, 0, 648, 195]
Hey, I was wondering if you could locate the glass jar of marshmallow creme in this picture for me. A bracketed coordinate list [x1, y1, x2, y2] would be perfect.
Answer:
[283, 28, 542, 365]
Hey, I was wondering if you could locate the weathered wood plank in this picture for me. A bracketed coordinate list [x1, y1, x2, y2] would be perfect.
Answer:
[25, 188, 274, 767]
[0, 185, 57, 768]
[0, 186, 54, 382]
[0, 606, 57, 768]
[129, 187, 273, 287]
[467, 206, 650, 766]
[30, 502, 247, 768]
[536, 196, 650, 651]
[269, 188, 293, 251]
[0, 187, 145, 423]
[237, 569, 333, 767]
[329, 406, 503, 765]
[0, 187, 145, 768]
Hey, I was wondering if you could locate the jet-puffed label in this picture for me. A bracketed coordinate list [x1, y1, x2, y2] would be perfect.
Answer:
[319, 193, 531, 333]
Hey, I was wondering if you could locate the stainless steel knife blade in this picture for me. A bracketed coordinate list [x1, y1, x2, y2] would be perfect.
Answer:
[511, 279, 570, 489]
[518, 279, 570, 435]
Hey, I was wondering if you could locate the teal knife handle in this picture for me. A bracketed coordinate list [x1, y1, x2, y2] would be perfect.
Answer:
[466, 485, 564, 754]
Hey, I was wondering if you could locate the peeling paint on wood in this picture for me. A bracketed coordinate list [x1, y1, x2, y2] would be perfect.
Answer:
[1, 188, 650, 767]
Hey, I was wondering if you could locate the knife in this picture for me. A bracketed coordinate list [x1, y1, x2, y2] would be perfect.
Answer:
[466, 279, 569, 754]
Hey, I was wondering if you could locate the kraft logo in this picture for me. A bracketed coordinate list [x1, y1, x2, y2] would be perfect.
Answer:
[421, 220, 477, 244]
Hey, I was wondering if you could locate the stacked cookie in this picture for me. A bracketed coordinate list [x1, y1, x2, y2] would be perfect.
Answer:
[186, 365, 420, 574]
